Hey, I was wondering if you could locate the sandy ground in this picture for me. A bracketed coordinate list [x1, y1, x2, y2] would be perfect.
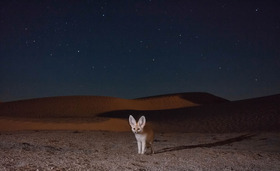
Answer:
[1, 130, 279, 171]
[0, 117, 130, 132]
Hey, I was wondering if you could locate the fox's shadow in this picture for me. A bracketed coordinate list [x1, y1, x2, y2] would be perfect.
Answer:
[155, 134, 255, 154]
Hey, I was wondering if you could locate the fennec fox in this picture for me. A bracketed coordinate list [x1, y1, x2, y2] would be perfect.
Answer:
[129, 115, 154, 154]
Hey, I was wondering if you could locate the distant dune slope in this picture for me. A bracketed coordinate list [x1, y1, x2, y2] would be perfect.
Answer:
[0, 92, 228, 118]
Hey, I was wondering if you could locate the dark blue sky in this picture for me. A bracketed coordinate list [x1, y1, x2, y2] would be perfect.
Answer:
[1, 0, 280, 102]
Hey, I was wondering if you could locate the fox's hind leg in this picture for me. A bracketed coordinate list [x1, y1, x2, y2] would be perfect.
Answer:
[150, 143, 154, 154]
[146, 142, 154, 154]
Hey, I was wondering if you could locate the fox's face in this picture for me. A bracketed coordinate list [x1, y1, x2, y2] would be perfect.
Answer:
[129, 115, 146, 134]
[131, 124, 143, 134]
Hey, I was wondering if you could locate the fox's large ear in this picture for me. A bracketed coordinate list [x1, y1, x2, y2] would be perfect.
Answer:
[138, 116, 146, 128]
[129, 115, 136, 126]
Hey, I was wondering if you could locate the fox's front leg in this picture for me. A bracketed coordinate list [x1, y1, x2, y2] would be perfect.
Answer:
[141, 141, 146, 154]
[137, 141, 142, 154]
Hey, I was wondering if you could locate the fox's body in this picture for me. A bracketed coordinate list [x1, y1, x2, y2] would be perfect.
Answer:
[129, 115, 154, 154]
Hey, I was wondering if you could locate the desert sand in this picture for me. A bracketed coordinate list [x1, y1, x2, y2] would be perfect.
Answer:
[0, 131, 279, 170]
[0, 92, 280, 170]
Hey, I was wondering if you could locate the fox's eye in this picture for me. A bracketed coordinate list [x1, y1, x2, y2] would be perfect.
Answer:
[137, 128, 140, 131]
[132, 128, 135, 130]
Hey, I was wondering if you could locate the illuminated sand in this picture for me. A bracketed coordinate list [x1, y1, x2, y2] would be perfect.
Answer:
[0, 117, 130, 132]
[0, 131, 279, 170]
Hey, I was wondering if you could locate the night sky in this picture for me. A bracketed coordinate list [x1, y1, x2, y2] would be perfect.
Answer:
[1, 0, 280, 102]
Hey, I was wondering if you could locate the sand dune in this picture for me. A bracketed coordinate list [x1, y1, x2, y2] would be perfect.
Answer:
[0, 92, 279, 133]
[0, 92, 227, 118]
[0, 92, 226, 132]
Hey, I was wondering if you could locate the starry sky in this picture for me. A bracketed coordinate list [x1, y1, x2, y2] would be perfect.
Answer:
[1, 0, 280, 102]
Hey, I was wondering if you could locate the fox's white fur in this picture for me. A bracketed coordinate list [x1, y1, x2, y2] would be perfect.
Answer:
[129, 115, 154, 154]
